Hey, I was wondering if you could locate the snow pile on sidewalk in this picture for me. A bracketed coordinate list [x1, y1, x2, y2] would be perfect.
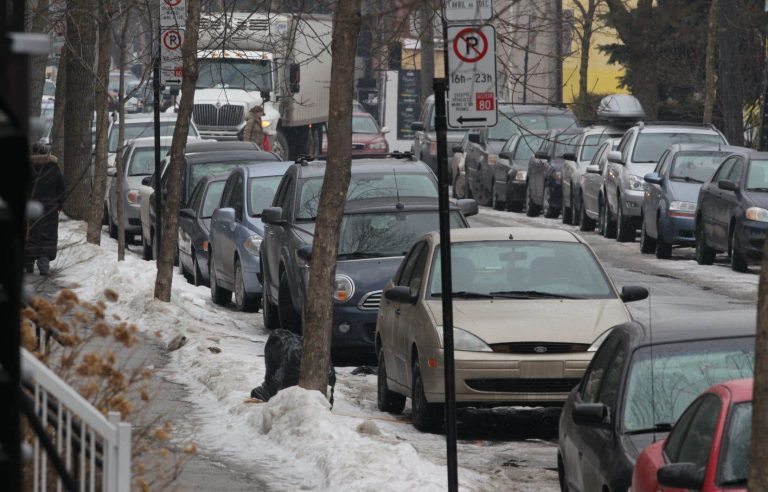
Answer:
[45, 219, 489, 490]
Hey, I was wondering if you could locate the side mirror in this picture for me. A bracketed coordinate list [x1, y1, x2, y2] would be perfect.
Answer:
[534, 150, 549, 160]
[179, 208, 196, 220]
[261, 206, 286, 225]
[260, 90, 271, 103]
[380, 126, 390, 134]
[213, 207, 235, 223]
[586, 165, 600, 174]
[718, 180, 738, 192]
[563, 152, 577, 161]
[297, 245, 312, 262]
[572, 403, 610, 428]
[384, 285, 418, 304]
[457, 199, 478, 217]
[644, 172, 663, 185]
[468, 133, 481, 144]
[107, 167, 117, 177]
[452, 145, 464, 154]
[607, 150, 624, 164]
[141, 175, 154, 186]
[657, 463, 705, 490]
[289, 63, 301, 93]
[620, 285, 649, 303]
[410, 121, 424, 132]
[498, 151, 513, 161]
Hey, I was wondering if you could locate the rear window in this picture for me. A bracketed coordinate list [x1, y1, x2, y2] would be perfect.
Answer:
[746, 160, 768, 191]
[632, 132, 724, 164]
[669, 152, 729, 183]
[190, 161, 252, 194]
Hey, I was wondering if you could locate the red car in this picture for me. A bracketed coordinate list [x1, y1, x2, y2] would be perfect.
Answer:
[321, 112, 389, 155]
[632, 378, 752, 492]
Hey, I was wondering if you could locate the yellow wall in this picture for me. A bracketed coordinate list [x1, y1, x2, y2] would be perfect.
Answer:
[401, 48, 446, 78]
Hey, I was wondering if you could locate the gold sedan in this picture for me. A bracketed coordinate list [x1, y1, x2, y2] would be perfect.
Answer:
[375, 227, 648, 431]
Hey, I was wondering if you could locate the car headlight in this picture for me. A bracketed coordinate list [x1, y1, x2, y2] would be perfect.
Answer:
[628, 174, 645, 191]
[261, 119, 271, 128]
[126, 189, 141, 204]
[429, 141, 437, 156]
[514, 170, 527, 181]
[588, 329, 612, 352]
[668, 201, 696, 217]
[367, 140, 388, 150]
[243, 235, 262, 255]
[746, 207, 768, 222]
[333, 274, 354, 302]
[436, 326, 493, 352]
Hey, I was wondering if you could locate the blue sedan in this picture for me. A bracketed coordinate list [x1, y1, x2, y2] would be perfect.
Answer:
[209, 161, 292, 311]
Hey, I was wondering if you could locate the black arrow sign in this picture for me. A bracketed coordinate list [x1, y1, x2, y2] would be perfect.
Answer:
[457, 115, 487, 123]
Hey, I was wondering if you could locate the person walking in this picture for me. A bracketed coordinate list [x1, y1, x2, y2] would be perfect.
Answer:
[26, 145, 65, 275]
[242, 104, 267, 149]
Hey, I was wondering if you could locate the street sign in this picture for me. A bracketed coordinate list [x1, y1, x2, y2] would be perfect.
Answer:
[445, 0, 493, 22]
[161, 0, 187, 28]
[160, 0, 186, 86]
[446, 24, 498, 128]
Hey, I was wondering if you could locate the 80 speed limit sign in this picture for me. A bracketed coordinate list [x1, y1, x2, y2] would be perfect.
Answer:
[447, 24, 498, 128]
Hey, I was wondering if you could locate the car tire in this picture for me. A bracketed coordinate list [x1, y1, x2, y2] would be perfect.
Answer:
[525, 183, 540, 217]
[209, 254, 232, 305]
[640, 218, 657, 254]
[616, 201, 635, 242]
[377, 351, 406, 414]
[543, 186, 559, 219]
[695, 223, 716, 265]
[142, 233, 152, 261]
[108, 213, 118, 239]
[234, 260, 260, 312]
[571, 192, 581, 226]
[579, 197, 596, 232]
[192, 252, 203, 287]
[557, 454, 570, 492]
[279, 270, 302, 334]
[411, 359, 441, 432]
[730, 228, 748, 272]
[656, 238, 672, 259]
[474, 179, 492, 207]
[562, 190, 572, 225]
[601, 201, 617, 239]
[492, 181, 505, 211]
[102, 204, 109, 226]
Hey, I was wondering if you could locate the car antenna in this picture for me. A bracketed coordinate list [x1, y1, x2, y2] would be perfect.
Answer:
[393, 169, 404, 210]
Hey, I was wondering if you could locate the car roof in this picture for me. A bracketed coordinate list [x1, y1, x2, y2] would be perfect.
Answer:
[423, 226, 582, 243]
[666, 143, 744, 154]
[241, 161, 293, 177]
[127, 136, 175, 147]
[185, 150, 280, 163]
[296, 158, 433, 178]
[617, 309, 756, 347]
[633, 123, 722, 134]
[743, 149, 768, 161]
[716, 378, 753, 403]
[185, 140, 261, 154]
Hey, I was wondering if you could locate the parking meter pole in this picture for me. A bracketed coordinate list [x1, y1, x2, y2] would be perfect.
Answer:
[433, 77, 458, 492]
[152, 50, 162, 255]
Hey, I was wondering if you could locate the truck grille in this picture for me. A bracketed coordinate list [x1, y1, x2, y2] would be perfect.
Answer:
[358, 291, 382, 310]
[489, 342, 590, 354]
[466, 378, 581, 393]
[192, 104, 244, 128]
[200, 17, 268, 33]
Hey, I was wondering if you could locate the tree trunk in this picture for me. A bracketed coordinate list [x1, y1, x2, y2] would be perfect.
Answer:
[154, 0, 202, 301]
[115, 6, 131, 260]
[27, 0, 50, 119]
[86, 0, 113, 245]
[62, 0, 97, 219]
[702, 0, 718, 124]
[299, 0, 362, 394]
[717, 4, 744, 146]
[418, 0, 434, 107]
[751, 245, 768, 492]
[50, 47, 67, 161]
[577, 2, 594, 101]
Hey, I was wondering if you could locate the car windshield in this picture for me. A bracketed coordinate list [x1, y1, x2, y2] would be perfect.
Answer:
[555, 134, 580, 158]
[297, 173, 437, 220]
[510, 113, 577, 132]
[128, 147, 169, 176]
[201, 181, 226, 219]
[190, 161, 252, 194]
[109, 122, 197, 152]
[746, 160, 768, 190]
[489, 113, 522, 140]
[352, 115, 379, 134]
[338, 211, 465, 258]
[428, 241, 615, 299]
[514, 135, 544, 160]
[196, 59, 273, 92]
[669, 152, 728, 183]
[622, 337, 754, 433]
[248, 176, 282, 217]
[632, 132, 724, 163]
[580, 134, 620, 162]
[719, 402, 751, 486]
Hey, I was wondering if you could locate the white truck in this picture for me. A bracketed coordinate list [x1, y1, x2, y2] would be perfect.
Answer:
[195, 12, 332, 159]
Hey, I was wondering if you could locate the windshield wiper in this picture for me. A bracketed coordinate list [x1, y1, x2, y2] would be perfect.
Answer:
[719, 478, 748, 487]
[433, 291, 494, 299]
[625, 422, 673, 435]
[336, 251, 385, 260]
[747, 187, 768, 192]
[670, 176, 704, 183]
[489, 290, 579, 299]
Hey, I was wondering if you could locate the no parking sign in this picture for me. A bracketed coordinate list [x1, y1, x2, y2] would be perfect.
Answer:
[446, 24, 498, 128]
[160, 0, 186, 86]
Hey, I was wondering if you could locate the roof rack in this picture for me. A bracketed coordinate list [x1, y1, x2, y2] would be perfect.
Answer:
[637, 121, 718, 129]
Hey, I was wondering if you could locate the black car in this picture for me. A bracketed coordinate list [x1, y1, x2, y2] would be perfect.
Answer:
[259, 157, 477, 360]
[526, 128, 582, 218]
[557, 309, 755, 492]
[491, 131, 546, 212]
[411, 94, 467, 176]
[695, 149, 768, 271]
[178, 174, 228, 286]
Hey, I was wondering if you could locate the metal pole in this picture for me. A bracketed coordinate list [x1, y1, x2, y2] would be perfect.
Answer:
[153, 33, 162, 256]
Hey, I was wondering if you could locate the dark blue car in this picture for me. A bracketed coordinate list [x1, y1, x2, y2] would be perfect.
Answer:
[640, 144, 736, 259]
[209, 161, 293, 311]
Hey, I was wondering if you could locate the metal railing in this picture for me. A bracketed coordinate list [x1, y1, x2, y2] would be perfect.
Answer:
[21, 349, 131, 492]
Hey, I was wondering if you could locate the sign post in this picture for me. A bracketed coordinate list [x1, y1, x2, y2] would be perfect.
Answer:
[446, 24, 498, 128]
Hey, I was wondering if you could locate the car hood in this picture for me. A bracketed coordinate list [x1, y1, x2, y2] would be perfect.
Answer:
[425, 298, 629, 345]
[336, 257, 404, 301]
[512, 159, 530, 170]
[126, 175, 147, 190]
[621, 432, 668, 462]
[666, 181, 702, 202]
[194, 88, 262, 109]
[428, 131, 467, 144]
[743, 190, 768, 208]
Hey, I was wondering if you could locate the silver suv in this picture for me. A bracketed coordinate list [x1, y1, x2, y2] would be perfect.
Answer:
[604, 123, 727, 242]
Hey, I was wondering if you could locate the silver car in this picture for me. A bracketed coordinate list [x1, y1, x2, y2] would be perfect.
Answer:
[579, 138, 620, 234]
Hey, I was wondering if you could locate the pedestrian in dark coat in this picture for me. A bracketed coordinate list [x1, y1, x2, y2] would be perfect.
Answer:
[26, 149, 65, 275]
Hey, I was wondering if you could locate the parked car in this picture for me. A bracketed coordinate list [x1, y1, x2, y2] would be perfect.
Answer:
[321, 112, 389, 155]
[465, 104, 577, 207]
[640, 145, 734, 259]
[411, 94, 467, 176]
[557, 309, 755, 492]
[40, 79, 55, 117]
[491, 131, 546, 212]
[604, 122, 727, 242]
[260, 157, 477, 360]
[451, 131, 471, 199]
[632, 378, 752, 492]
[376, 227, 647, 431]
[208, 161, 293, 311]
[178, 174, 228, 286]
[695, 149, 768, 271]
[526, 128, 582, 218]
[106, 136, 173, 242]
[106, 114, 199, 168]
[579, 138, 621, 235]
[107, 70, 141, 112]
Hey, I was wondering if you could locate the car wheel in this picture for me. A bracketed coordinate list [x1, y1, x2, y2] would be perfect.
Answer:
[571, 192, 580, 226]
[234, 260, 260, 312]
[616, 200, 635, 242]
[655, 221, 673, 259]
[377, 351, 406, 414]
[411, 358, 441, 432]
[640, 218, 657, 254]
[579, 197, 595, 232]
[562, 190, 572, 225]
[557, 454, 570, 492]
[543, 186, 559, 219]
[695, 223, 716, 265]
[730, 227, 748, 272]
[474, 179, 492, 207]
[601, 201, 617, 239]
[192, 252, 203, 287]
[209, 254, 232, 305]
[108, 213, 118, 239]
[492, 180, 505, 211]
[102, 204, 109, 226]
[525, 183, 540, 217]
[142, 233, 153, 261]
[278, 270, 302, 334]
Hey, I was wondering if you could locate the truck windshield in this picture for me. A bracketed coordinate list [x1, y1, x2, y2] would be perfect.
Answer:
[197, 59, 272, 92]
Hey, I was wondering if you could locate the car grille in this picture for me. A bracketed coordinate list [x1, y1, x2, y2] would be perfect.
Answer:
[489, 342, 590, 354]
[192, 104, 245, 128]
[466, 378, 581, 393]
[352, 143, 365, 151]
[358, 290, 382, 310]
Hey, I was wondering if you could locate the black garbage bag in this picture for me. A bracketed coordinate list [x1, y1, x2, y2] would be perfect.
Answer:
[251, 329, 336, 406]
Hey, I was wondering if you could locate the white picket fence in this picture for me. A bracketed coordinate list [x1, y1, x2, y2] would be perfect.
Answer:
[21, 348, 131, 492]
